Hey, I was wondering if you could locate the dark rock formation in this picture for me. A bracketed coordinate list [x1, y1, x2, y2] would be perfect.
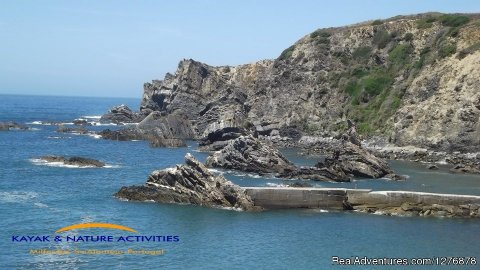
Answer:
[314, 121, 401, 179]
[73, 119, 92, 126]
[318, 141, 399, 179]
[115, 153, 260, 211]
[99, 111, 194, 147]
[450, 164, 480, 174]
[56, 126, 89, 134]
[199, 127, 247, 151]
[38, 156, 105, 167]
[100, 104, 143, 124]
[205, 135, 351, 182]
[0, 121, 28, 131]
[427, 164, 439, 170]
[206, 135, 296, 174]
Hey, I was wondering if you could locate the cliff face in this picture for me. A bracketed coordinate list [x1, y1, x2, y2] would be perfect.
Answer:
[140, 13, 480, 152]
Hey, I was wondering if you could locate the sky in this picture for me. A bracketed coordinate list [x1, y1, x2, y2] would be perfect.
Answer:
[1, 1, 479, 98]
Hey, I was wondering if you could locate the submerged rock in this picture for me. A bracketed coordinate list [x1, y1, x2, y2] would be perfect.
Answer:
[0, 121, 28, 131]
[57, 126, 89, 134]
[116, 153, 260, 211]
[99, 111, 194, 147]
[100, 104, 143, 124]
[73, 119, 92, 126]
[38, 156, 105, 167]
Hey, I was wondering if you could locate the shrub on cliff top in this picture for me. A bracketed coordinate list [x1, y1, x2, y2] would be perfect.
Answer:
[373, 29, 391, 49]
[363, 72, 393, 96]
[438, 43, 457, 58]
[352, 46, 372, 60]
[310, 30, 331, 39]
[278, 45, 296, 60]
[439, 14, 470, 27]
[416, 16, 437, 29]
[388, 44, 413, 68]
[404, 33, 414, 41]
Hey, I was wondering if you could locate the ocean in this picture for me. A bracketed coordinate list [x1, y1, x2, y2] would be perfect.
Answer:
[1, 94, 479, 269]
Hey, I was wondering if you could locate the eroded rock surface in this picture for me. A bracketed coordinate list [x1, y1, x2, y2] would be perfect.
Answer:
[99, 111, 194, 147]
[116, 153, 260, 211]
[100, 104, 143, 124]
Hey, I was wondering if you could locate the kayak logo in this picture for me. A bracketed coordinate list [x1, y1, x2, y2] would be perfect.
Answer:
[55, 222, 137, 233]
[12, 223, 180, 243]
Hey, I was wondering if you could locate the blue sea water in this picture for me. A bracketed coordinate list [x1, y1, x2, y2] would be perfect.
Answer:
[1, 94, 479, 269]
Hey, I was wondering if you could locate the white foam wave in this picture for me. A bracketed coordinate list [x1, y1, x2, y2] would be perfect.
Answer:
[34, 202, 49, 208]
[89, 122, 117, 126]
[87, 134, 102, 139]
[247, 173, 262, 179]
[104, 164, 122, 168]
[47, 136, 72, 139]
[266, 182, 288, 187]
[27, 121, 73, 125]
[27, 121, 47, 125]
[82, 115, 102, 119]
[208, 168, 224, 174]
[312, 209, 329, 213]
[0, 191, 38, 203]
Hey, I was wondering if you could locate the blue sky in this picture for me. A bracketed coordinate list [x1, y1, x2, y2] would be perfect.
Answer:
[1, 1, 479, 98]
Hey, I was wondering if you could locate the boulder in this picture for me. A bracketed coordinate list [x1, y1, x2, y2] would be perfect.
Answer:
[100, 104, 143, 124]
[115, 153, 260, 211]
[38, 156, 105, 167]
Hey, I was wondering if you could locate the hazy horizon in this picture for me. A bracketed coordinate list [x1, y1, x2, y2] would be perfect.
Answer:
[1, 1, 479, 98]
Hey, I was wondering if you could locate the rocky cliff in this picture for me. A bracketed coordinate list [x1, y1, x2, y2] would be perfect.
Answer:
[140, 13, 480, 152]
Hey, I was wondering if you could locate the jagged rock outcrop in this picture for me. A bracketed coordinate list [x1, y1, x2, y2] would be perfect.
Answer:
[205, 135, 351, 181]
[0, 121, 28, 131]
[115, 153, 260, 211]
[99, 111, 194, 147]
[315, 121, 400, 179]
[199, 127, 247, 151]
[206, 135, 296, 174]
[38, 156, 105, 167]
[100, 104, 143, 124]
[318, 141, 400, 179]
[138, 13, 480, 153]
